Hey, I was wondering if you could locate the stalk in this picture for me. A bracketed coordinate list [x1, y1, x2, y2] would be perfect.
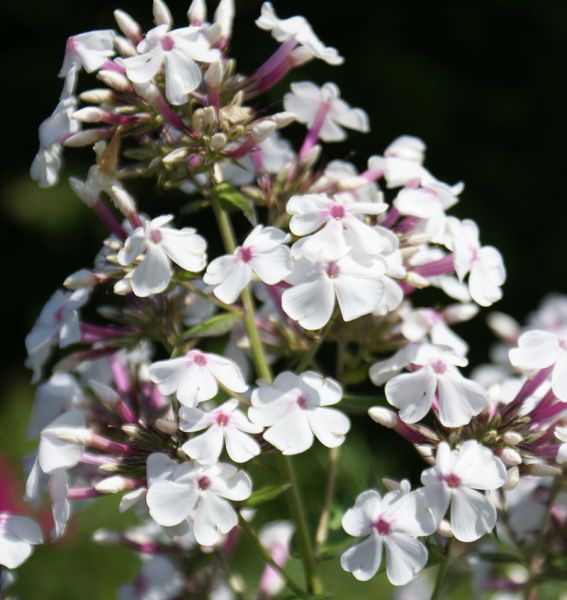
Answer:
[430, 538, 453, 600]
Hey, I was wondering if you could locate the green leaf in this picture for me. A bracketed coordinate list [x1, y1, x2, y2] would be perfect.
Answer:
[318, 537, 352, 560]
[182, 313, 241, 339]
[477, 552, 522, 564]
[180, 198, 210, 215]
[215, 182, 255, 223]
[244, 483, 291, 507]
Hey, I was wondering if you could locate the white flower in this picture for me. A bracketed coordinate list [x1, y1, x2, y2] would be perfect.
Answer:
[25, 289, 90, 383]
[179, 398, 262, 464]
[509, 330, 567, 402]
[30, 146, 63, 188]
[203, 226, 292, 304]
[258, 132, 296, 173]
[119, 555, 185, 600]
[281, 252, 387, 330]
[145, 455, 252, 546]
[383, 344, 487, 427]
[284, 82, 369, 142]
[256, 2, 344, 65]
[421, 441, 506, 542]
[258, 521, 295, 597]
[448, 218, 506, 307]
[340, 484, 435, 585]
[249, 371, 349, 455]
[287, 193, 388, 261]
[148, 350, 248, 407]
[38, 409, 87, 474]
[367, 136, 426, 188]
[117, 215, 207, 297]
[556, 425, 567, 464]
[120, 24, 220, 105]
[0, 514, 43, 569]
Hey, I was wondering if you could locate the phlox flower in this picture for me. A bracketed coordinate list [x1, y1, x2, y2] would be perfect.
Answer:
[284, 82, 369, 142]
[179, 398, 262, 464]
[120, 24, 220, 105]
[287, 192, 388, 260]
[248, 371, 349, 455]
[0, 514, 43, 569]
[119, 555, 184, 600]
[148, 350, 247, 407]
[145, 454, 252, 546]
[37, 409, 87, 474]
[281, 252, 387, 330]
[25, 289, 90, 383]
[367, 136, 426, 188]
[340, 483, 435, 585]
[203, 225, 292, 304]
[448, 218, 506, 307]
[256, 2, 344, 65]
[380, 343, 487, 427]
[117, 215, 207, 297]
[509, 330, 567, 402]
[421, 441, 506, 542]
[258, 521, 295, 597]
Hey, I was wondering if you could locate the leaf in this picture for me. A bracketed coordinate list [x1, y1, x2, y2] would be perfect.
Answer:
[180, 198, 210, 215]
[477, 552, 522, 564]
[318, 537, 352, 560]
[244, 483, 291, 507]
[182, 313, 241, 339]
[215, 182, 256, 224]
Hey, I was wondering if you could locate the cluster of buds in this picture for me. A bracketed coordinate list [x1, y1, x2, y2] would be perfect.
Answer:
[3, 0, 564, 598]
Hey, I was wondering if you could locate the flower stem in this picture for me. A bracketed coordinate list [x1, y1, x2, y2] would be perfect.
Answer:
[314, 446, 340, 556]
[209, 191, 323, 596]
[430, 538, 453, 600]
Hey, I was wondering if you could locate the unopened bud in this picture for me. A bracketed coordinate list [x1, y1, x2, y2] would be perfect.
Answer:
[192, 109, 205, 133]
[64, 269, 96, 290]
[382, 478, 402, 492]
[290, 46, 314, 67]
[114, 278, 132, 295]
[73, 107, 106, 123]
[65, 129, 109, 148]
[251, 120, 277, 143]
[114, 9, 142, 43]
[95, 476, 135, 494]
[121, 424, 142, 439]
[89, 380, 120, 409]
[214, 0, 234, 39]
[205, 22, 222, 46]
[114, 36, 137, 58]
[79, 89, 115, 104]
[523, 463, 562, 477]
[299, 144, 321, 168]
[503, 466, 520, 491]
[271, 111, 296, 129]
[98, 462, 123, 474]
[482, 429, 499, 444]
[188, 0, 207, 24]
[405, 272, 430, 289]
[50, 427, 92, 446]
[205, 61, 223, 88]
[501, 447, 522, 466]
[132, 81, 160, 103]
[400, 246, 421, 260]
[209, 132, 227, 151]
[97, 70, 131, 92]
[153, 0, 173, 27]
[162, 147, 189, 165]
[436, 520, 453, 538]
[202, 106, 218, 130]
[93, 529, 121, 545]
[109, 185, 137, 216]
[155, 418, 178, 435]
[368, 407, 396, 428]
[415, 444, 435, 465]
[503, 431, 524, 446]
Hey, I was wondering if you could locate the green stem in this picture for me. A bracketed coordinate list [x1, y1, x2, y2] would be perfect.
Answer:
[430, 538, 453, 600]
[314, 446, 340, 556]
[239, 517, 308, 599]
[209, 191, 323, 595]
[295, 311, 337, 374]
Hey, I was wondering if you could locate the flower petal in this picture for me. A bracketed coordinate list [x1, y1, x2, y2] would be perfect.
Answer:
[340, 535, 383, 582]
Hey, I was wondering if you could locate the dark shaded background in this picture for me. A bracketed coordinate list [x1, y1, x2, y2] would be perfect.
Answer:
[0, 0, 566, 596]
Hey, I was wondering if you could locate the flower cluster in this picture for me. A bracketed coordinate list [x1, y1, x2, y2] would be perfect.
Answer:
[5, 0, 564, 598]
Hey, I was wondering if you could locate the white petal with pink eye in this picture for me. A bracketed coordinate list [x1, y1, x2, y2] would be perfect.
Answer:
[206, 258, 251, 304]
[385, 368, 437, 424]
[224, 426, 261, 463]
[147, 479, 198, 527]
[182, 426, 224, 465]
[0, 514, 43, 569]
[177, 366, 218, 406]
[509, 330, 560, 370]
[383, 533, 428, 586]
[450, 487, 496, 542]
[131, 244, 172, 297]
[210, 464, 253, 501]
[193, 491, 237, 546]
[263, 409, 314, 455]
[121, 48, 163, 83]
[147, 357, 188, 397]
[340, 535, 383, 582]
[334, 272, 384, 322]
[249, 245, 292, 285]
[307, 407, 350, 448]
[281, 273, 335, 330]
[341, 490, 381, 537]
[300, 371, 342, 406]
[287, 194, 329, 236]
[456, 440, 507, 490]
[394, 188, 443, 219]
[436, 371, 487, 428]
[206, 355, 248, 393]
[159, 227, 207, 272]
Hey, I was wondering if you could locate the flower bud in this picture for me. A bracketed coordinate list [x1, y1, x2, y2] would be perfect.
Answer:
[382, 478, 402, 492]
[209, 133, 227, 151]
[503, 466, 520, 491]
[290, 46, 315, 67]
[405, 272, 430, 289]
[95, 476, 136, 494]
[436, 520, 453, 538]
[64, 269, 96, 290]
[155, 418, 178, 435]
[68, 176, 95, 205]
[89, 380, 121, 410]
[501, 447, 522, 466]
[114, 36, 137, 58]
[214, 0, 235, 39]
[188, 0, 207, 24]
[503, 431, 524, 446]
[162, 147, 189, 165]
[109, 185, 137, 217]
[133, 81, 160, 103]
[271, 112, 296, 129]
[65, 129, 110, 148]
[415, 444, 435, 464]
[299, 144, 321, 168]
[205, 61, 223, 88]
[192, 109, 205, 133]
[202, 106, 218, 130]
[368, 407, 396, 428]
[153, 0, 173, 28]
[114, 278, 132, 295]
[113, 9, 142, 43]
[205, 22, 222, 46]
[50, 427, 92, 446]
[73, 107, 106, 123]
[523, 463, 562, 477]
[98, 462, 123, 474]
[79, 89, 115, 104]
[251, 120, 277, 143]
[97, 70, 131, 92]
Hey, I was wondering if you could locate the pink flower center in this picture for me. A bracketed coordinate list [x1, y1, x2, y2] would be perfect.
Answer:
[198, 475, 211, 490]
[191, 352, 208, 367]
[325, 261, 340, 279]
[469, 246, 480, 263]
[215, 412, 231, 427]
[238, 246, 254, 263]
[431, 360, 447, 374]
[297, 394, 308, 409]
[329, 203, 346, 220]
[444, 473, 461, 488]
[160, 36, 175, 51]
[149, 229, 162, 243]
[372, 517, 391, 535]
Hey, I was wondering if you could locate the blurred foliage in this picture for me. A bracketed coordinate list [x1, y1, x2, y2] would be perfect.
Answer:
[2, 0, 567, 597]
